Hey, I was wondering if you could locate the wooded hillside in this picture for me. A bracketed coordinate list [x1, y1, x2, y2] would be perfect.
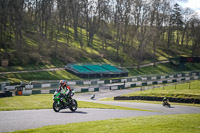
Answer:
[0, 0, 200, 68]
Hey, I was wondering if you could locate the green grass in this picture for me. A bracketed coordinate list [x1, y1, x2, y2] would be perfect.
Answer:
[0, 58, 65, 72]
[0, 94, 148, 111]
[12, 113, 200, 133]
[123, 80, 200, 99]
[128, 63, 200, 76]
[1, 62, 200, 84]
[1, 70, 81, 84]
[101, 97, 200, 107]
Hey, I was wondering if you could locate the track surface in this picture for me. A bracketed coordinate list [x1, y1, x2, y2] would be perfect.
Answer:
[0, 88, 200, 132]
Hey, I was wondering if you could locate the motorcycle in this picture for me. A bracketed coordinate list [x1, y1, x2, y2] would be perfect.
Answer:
[53, 89, 78, 112]
[162, 101, 171, 108]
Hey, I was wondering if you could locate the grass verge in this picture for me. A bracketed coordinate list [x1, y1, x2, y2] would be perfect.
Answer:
[12, 113, 200, 133]
[101, 97, 200, 107]
[123, 80, 200, 99]
[0, 94, 147, 111]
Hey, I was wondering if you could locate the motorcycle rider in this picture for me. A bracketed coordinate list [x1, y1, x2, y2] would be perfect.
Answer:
[59, 80, 72, 101]
[162, 97, 169, 105]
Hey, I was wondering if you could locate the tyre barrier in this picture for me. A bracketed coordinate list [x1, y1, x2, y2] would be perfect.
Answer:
[0, 91, 12, 98]
[114, 96, 200, 104]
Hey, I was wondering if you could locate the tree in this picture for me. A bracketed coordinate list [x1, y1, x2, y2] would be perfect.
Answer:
[171, 3, 183, 46]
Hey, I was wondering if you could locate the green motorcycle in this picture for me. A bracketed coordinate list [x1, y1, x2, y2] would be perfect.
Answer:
[53, 89, 78, 112]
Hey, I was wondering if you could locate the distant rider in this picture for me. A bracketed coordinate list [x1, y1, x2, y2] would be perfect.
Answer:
[59, 80, 72, 100]
[162, 97, 168, 104]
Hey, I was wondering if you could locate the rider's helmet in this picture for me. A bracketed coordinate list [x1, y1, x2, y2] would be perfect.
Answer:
[60, 80, 66, 87]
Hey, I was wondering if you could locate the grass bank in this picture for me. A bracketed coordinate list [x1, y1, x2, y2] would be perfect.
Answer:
[0, 94, 147, 111]
[0, 70, 81, 84]
[0, 59, 66, 72]
[1, 62, 200, 84]
[13, 113, 200, 133]
[128, 63, 200, 76]
[123, 80, 200, 99]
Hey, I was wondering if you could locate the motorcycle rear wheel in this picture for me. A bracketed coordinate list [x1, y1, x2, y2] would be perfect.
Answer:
[70, 99, 78, 112]
[53, 101, 61, 112]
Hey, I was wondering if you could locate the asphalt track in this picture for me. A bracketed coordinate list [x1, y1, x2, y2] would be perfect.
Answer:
[0, 88, 200, 132]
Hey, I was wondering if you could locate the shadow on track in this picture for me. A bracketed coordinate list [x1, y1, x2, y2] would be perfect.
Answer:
[59, 111, 87, 114]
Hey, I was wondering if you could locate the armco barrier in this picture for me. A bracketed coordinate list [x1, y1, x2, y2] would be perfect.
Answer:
[152, 81, 157, 85]
[131, 84, 136, 87]
[81, 88, 89, 92]
[18, 71, 200, 90]
[94, 88, 99, 91]
[33, 84, 41, 89]
[50, 90, 56, 94]
[114, 96, 200, 104]
[0, 91, 12, 97]
[50, 83, 59, 88]
[118, 85, 125, 89]
[32, 90, 41, 94]
[2, 71, 200, 96]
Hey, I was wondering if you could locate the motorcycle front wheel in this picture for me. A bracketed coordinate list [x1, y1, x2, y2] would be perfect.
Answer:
[53, 101, 61, 112]
[70, 99, 78, 112]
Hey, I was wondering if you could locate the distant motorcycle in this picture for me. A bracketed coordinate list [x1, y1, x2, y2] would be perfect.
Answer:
[53, 89, 77, 112]
[162, 97, 171, 107]
[162, 101, 171, 108]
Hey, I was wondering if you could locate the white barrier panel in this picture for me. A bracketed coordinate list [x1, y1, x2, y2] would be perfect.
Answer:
[136, 82, 142, 86]
[157, 80, 163, 84]
[185, 73, 189, 76]
[192, 73, 197, 76]
[147, 81, 153, 85]
[194, 76, 198, 80]
[161, 76, 165, 79]
[41, 84, 51, 88]
[151, 77, 157, 80]
[167, 79, 172, 83]
[5, 86, 15, 90]
[177, 74, 182, 77]
[111, 86, 118, 90]
[169, 75, 174, 78]
[121, 79, 127, 82]
[74, 88, 81, 93]
[131, 78, 137, 82]
[142, 77, 147, 81]
[83, 81, 91, 85]
[25, 85, 33, 89]
[23, 90, 32, 95]
[98, 81, 104, 84]
[177, 78, 182, 81]
[125, 84, 131, 88]
[89, 88, 95, 92]
[41, 90, 49, 94]
[68, 82, 76, 85]
[185, 77, 190, 80]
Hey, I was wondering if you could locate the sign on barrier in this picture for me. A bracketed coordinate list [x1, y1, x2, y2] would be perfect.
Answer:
[147, 81, 153, 85]
[41, 84, 51, 88]
[25, 85, 33, 89]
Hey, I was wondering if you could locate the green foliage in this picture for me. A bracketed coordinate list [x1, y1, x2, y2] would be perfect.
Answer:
[12, 114, 200, 133]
